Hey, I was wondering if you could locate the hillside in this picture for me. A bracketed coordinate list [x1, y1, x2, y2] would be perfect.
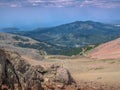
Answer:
[0, 32, 50, 60]
[17, 21, 120, 48]
[0, 32, 65, 55]
[87, 38, 120, 59]
[0, 32, 120, 90]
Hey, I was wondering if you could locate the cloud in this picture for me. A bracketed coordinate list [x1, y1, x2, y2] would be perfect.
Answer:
[80, 0, 120, 8]
[0, 0, 120, 8]
[27, 0, 78, 7]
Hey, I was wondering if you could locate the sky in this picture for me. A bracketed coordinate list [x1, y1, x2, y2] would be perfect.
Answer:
[0, 0, 120, 29]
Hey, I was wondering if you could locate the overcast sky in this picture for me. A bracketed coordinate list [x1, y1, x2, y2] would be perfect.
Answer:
[0, 0, 120, 29]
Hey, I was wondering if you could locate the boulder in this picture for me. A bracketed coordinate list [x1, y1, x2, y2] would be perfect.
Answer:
[0, 49, 76, 90]
[55, 67, 73, 84]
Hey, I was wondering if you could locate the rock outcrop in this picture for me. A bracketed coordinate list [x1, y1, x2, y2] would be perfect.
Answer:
[0, 49, 76, 90]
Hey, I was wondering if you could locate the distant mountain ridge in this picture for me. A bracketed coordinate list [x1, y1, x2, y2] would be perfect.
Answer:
[0, 27, 20, 33]
[16, 21, 120, 48]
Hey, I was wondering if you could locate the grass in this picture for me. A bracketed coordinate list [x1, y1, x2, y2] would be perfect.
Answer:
[13, 36, 29, 42]
[94, 67, 104, 70]
[109, 61, 116, 64]
[60, 44, 99, 56]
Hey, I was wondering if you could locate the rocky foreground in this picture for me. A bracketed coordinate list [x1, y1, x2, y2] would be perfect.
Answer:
[0, 49, 78, 90]
[0, 49, 120, 90]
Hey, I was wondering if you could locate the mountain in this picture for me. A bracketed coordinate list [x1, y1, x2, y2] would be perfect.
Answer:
[0, 32, 65, 58]
[0, 32, 46, 60]
[87, 38, 120, 59]
[0, 27, 20, 33]
[15, 21, 120, 48]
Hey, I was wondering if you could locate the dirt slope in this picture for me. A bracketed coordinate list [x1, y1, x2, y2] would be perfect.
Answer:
[43, 55, 120, 90]
[87, 38, 120, 59]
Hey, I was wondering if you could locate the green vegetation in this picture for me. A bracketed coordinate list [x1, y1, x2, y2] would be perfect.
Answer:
[11, 21, 120, 56]
[16, 41, 98, 56]
[16, 42, 44, 50]
[60, 45, 98, 56]
[18, 21, 120, 48]
[15, 42, 64, 55]
[60, 47, 83, 56]
[13, 36, 29, 42]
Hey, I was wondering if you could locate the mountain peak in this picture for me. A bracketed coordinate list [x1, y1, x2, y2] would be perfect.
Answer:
[71, 20, 100, 24]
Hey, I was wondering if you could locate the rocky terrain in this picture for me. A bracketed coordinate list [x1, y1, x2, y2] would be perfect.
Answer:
[1, 48, 120, 90]
[0, 32, 49, 61]
[0, 32, 65, 55]
[43, 55, 120, 90]
[0, 49, 77, 90]
[0, 32, 120, 90]
[87, 38, 120, 59]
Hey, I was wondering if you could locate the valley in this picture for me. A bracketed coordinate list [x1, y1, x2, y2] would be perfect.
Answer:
[0, 21, 120, 90]
[1, 0, 120, 89]
[15, 21, 120, 48]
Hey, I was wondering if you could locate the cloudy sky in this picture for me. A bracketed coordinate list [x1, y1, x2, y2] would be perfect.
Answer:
[0, 0, 120, 29]
[0, 0, 120, 8]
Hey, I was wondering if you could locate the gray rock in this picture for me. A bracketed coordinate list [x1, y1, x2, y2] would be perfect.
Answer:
[0, 49, 76, 90]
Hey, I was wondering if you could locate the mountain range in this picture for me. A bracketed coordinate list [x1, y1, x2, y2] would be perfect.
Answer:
[1, 21, 120, 55]
[0, 27, 20, 32]
[13, 21, 120, 48]
[1, 21, 120, 90]
[0, 32, 66, 55]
